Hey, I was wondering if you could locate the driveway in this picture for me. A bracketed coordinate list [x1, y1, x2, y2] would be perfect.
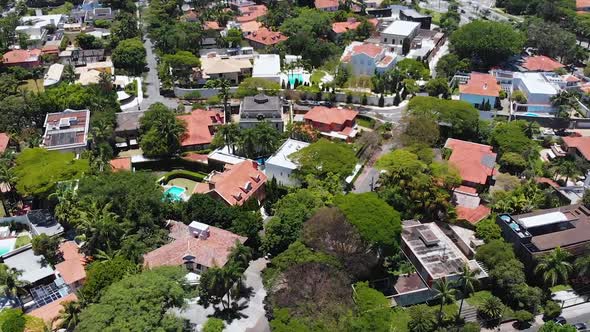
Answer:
[353, 142, 394, 193]
[173, 258, 270, 332]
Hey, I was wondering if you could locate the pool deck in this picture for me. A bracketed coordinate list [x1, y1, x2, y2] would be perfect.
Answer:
[167, 178, 198, 194]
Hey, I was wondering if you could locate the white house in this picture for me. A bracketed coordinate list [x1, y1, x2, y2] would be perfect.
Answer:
[16, 14, 65, 47]
[252, 54, 281, 83]
[340, 42, 399, 76]
[265, 139, 309, 186]
[512, 72, 559, 113]
[380, 20, 420, 54]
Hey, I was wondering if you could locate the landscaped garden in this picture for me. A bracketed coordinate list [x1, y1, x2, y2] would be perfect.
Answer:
[159, 170, 208, 201]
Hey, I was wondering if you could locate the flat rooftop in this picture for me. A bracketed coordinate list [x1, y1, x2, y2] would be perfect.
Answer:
[383, 20, 420, 36]
[402, 222, 476, 280]
[514, 72, 558, 95]
[511, 205, 590, 252]
[265, 138, 309, 170]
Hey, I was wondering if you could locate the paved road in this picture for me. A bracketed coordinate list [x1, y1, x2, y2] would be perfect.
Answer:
[484, 302, 590, 332]
[357, 100, 408, 123]
[139, 37, 178, 110]
[353, 141, 395, 193]
[430, 40, 449, 78]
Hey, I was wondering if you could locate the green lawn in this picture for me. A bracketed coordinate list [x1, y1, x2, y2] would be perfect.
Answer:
[18, 80, 44, 93]
[466, 290, 493, 308]
[357, 117, 375, 128]
[310, 70, 326, 84]
[550, 284, 572, 293]
[15, 235, 31, 249]
[391, 307, 410, 332]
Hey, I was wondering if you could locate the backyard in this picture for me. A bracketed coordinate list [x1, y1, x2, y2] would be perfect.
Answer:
[160, 169, 208, 199]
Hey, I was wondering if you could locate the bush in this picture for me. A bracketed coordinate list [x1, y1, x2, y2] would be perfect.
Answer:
[378, 94, 384, 107]
[543, 300, 562, 320]
[161, 170, 207, 183]
[202, 318, 224, 332]
[462, 322, 481, 332]
[361, 94, 368, 105]
[475, 217, 502, 243]
[0, 308, 25, 332]
[514, 310, 534, 327]
[181, 91, 202, 100]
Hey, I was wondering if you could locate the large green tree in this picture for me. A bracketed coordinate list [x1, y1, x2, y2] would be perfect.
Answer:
[290, 138, 357, 182]
[534, 247, 573, 287]
[139, 103, 187, 158]
[450, 20, 525, 68]
[111, 38, 147, 75]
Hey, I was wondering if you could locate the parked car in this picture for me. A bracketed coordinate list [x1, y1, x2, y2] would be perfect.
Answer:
[553, 317, 567, 325]
[573, 323, 588, 331]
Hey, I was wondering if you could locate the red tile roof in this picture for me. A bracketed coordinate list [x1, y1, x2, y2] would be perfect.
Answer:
[459, 72, 501, 97]
[236, 5, 267, 22]
[315, 0, 339, 9]
[304, 106, 359, 126]
[536, 177, 560, 188]
[55, 241, 86, 286]
[351, 43, 383, 58]
[563, 136, 590, 160]
[195, 160, 267, 206]
[177, 109, 224, 147]
[182, 152, 209, 162]
[204, 21, 221, 30]
[245, 27, 288, 46]
[0, 133, 9, 153]
[2, 49, 41, 65]
[456, 205, 491, 224]
[445, 138, 497, 185]
[522, 55, 564, 72]
[109, 157, 132, 171]
[143, 220, 247, 269]
[41, 44, 60, 55]
[29, 293, 78, 323]
[577, 0, 590, 8]
[455, 185, 478, 194]
[240, 20, 262, 33]
[331, 18, 378, 34]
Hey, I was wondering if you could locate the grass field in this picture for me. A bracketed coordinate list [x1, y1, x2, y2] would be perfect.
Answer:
[357, 117, 375, 128]
[15, 235, 31, 249]
[18, 79, 44, 93]
[466, 290, 493, 308]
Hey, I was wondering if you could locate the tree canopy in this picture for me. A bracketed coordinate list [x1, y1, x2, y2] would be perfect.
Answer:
[111, 38, 147, 75]
[290, 139, 357, 181]
[139, 103, 187, 157]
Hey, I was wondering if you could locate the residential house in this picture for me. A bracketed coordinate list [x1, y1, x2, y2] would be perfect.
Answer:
[244, 27, 288, 49]
[115, 111, 143, 146]
[399, 9, 432, 29]
[59, 48, 105, 66]
[303, 106, 359, 141]
[2, 49, 42, 68]
[42, 109, 90, 153]
[29, 293, 78, 325]
[109, 157, 132, 171]
[265, 139, 310, 186]
[202, 21, 223, 47]
[43, 63, 64, 87]
[512, 72, 559, 113]
[577, 0, 590, 12]
[85, 7, 116, 23]
[459, 72, 502, 109]
[176, 109, 224, 150]
[520, 55, 565, 72]
[444, 138, 496, 224]
[340, 42, 399, 76]
[198, 53, 253, 85]
[16, 14, 65, 47]
[143, 220, 247, 273]
[315, 0, 339, 11]
[497, 205, 590, 263]
[54, 241, 87, 291]
[75, 60, 114, 85]
[562, 136, 590, 162]
[236, 4, 267, 23]
[239, 93, 284, 132]
[401, 220, 486, 287]
[406, 29, 445, 63]
[195, 160, 267, 206]
[380, 20, 421, 54]
[252, 54, 281, 83]
[330, 18, 378, 40]
[207, 146, 248, 170]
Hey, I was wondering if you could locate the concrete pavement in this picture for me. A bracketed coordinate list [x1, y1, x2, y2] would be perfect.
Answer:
[140, 38, 178, 110]
[353, 142, 394, 193]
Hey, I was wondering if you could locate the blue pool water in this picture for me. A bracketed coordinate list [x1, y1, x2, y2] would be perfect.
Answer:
[163, 186, 186, 202]
[288, 73, 304, 87]
[0, 238, 16, 256]
[523, 112, 539, 117]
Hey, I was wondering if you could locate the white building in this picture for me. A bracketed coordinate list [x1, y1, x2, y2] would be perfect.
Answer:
[43, 63, 64, 87]
[380, 20, 421, 54]
[512, 72, 559, 113]
[16, 14, 65, 47]
[252, 54, 281, 83]
[265, 139, 310, 186]
[340, 42, 399, 76]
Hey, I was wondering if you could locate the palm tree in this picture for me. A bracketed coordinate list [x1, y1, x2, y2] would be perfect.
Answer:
[98, 71, 113, 92]
[31, 66, 44, 92]
[551, 91, 579, 125]
[555, 160, 581, 185]
[457, 264, 479, 321]
[63, 64, 76, 83]
[75, 202, 122, 255]
[49, 186, 80, 226]
[534, 247, 573, 287]
[574, 254, 590, 277]
[432, 277, 456, 325]
[239, 128, 257, 158]
[208, 78, 231, 122]
[228, 242, 252, 271]
[59, 300, 81, 331]
[217, 123, 241, 154]
[478, 296, 504, 324]
[0, 264, 28, 306]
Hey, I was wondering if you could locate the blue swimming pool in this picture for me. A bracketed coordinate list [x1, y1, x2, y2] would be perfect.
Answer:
[288, 73, 304, 87]
[163, 186, 186, 202]
[523, 112, 539, 117]
[0, 238, 16, 256]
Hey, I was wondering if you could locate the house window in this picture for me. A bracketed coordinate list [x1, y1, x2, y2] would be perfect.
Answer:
[384, 38, 388, 43]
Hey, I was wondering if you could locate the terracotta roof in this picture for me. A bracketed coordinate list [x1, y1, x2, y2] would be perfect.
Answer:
[455, 185, 477, 194]
[109, 157, 132, 171]
[563, 136, 590, 160]
[456, 205, 491, 224]
[315, 0, 339, 9]
[331, 18, 377, 34]
[459, 72, 501, 97]
[195, 160, 267, 206]
[204, 21, 221, 30]
[536, 177, 560, 188]
[577, 0, 590, 8]
[29, 293, 78, 323]
[176, 109, 224, 147]
[565, 75, 581, 83]
[377, 55, 395, 67]
[0, 133, 9, 153]
[236, 5, 267, 22]
[304, 106, 358, 126]
[143, 221, 247, 269]
[351, 43, 383, 58]
[522, 55, 564, 72]
[182, 152, 209, 162]
[245, 27, 288, 46]
[240, 20, 262, 33]
[183, 10, 199, 21]
[2, 49, 41, 64]
[445, 138, 497, 185]
[55, 241, 86, 285]
[41, 44, 60, 55]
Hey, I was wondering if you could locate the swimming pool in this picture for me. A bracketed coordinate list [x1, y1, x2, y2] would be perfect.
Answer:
[523, 112, 539, 117]
[0, 238, 16, 256]
[288, 73, 304, 87]
[163, 186, 186, 202]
